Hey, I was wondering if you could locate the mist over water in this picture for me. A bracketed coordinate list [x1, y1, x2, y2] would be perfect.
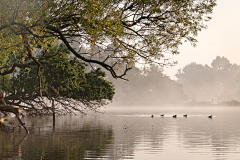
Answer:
[108, 56, 240, 107]
[1, 106, 240, 160]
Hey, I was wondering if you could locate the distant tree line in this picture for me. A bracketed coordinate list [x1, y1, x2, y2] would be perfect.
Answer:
[106, 56, 240, 106]
[176, 56, 240, 104]
[107, 66, 187, 106]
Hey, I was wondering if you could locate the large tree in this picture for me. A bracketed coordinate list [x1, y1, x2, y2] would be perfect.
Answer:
[0, 0, 216, 75]
[2, 44, 115, 115]
[0, 43, 115, 133]
[0, 0, 216, 114]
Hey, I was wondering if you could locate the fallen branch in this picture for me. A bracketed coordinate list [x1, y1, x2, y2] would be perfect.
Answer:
[0, 105, 29, 134]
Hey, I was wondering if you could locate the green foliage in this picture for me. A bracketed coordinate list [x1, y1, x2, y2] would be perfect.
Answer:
[0, 0, 216, 113]
[0, 0, 217, 78]
[0, 75, 11, 92]
[6, 44, 114, 114]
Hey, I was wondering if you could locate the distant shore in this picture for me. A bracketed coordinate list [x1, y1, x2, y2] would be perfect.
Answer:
[110, 100, 240, 107]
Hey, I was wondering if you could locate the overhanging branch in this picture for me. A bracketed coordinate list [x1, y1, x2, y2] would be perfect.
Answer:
[46, 25, 131, 80]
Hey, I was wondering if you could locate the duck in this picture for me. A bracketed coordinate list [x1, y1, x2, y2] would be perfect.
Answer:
[151, 115, 154, 118]
[208, 115, 212, 118]
[161, 114, 164, 117]
[183, 114, 187, 117]
[173, 115, 177, 118]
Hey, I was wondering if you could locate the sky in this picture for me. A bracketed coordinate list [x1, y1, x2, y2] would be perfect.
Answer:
[163, 0, 240, 80]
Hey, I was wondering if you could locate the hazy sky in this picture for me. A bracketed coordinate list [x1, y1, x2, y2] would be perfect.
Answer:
[163, 0, 240, 79]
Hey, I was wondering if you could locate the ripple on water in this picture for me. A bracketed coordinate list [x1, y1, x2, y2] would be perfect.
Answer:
[1, 106, 240, 160]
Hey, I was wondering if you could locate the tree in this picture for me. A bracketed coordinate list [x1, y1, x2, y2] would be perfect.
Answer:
[176, 62, 218, 102]
[176, 57, 240, 104]
[0, 0, 216, 115]
[109, 65, 187, 106]
[3, 44, 115, 115]
[211, 56, 240, 102]
[0, 0, 216, 76]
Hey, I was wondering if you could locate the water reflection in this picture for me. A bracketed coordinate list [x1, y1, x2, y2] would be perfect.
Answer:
[0, 116, 114, 160]
[0, 133, 28, 159]
[0, 106, 240, 160]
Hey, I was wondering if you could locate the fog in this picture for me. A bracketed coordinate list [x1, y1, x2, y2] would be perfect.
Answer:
[74, 43, 240, 106]
[164, 1, 240, 79]
[106, 66, 186, 106]
[108, 56, 240, 106]
[175, 56, 240, 105]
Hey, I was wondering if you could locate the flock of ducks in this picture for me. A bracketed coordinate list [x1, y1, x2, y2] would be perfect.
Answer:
[151, 114, 213, 118]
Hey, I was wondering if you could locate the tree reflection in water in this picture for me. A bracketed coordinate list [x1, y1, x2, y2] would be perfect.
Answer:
[2, 106, 240, 160]
[0, 132, 28, 159]
[0, 115, 114, 160]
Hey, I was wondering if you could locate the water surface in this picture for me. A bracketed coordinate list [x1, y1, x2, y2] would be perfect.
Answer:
[1, 106, 240, 160]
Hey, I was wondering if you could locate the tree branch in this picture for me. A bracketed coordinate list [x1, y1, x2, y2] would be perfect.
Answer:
[46, 25, 131, 80]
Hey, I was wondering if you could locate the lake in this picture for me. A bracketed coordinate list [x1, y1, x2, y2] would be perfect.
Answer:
[1, 106, 240, 160]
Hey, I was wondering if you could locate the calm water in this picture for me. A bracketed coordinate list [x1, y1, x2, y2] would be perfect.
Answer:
[1, 106, 240, 160]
